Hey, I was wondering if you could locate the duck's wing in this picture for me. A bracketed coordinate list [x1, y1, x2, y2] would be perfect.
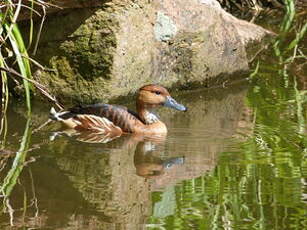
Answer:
[50, 103, 143, 133]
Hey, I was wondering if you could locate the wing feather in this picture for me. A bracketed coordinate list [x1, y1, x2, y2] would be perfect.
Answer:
[58, 103, 143, 133]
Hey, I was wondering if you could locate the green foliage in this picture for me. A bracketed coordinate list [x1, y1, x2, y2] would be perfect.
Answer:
[148, 2, 306, 229]
[0, 1, 34, 113]
[148, 60, 306, 229]
[0, 110, 32, 223]
[0, 1, 60, 114]
[0, 118, 31, 198]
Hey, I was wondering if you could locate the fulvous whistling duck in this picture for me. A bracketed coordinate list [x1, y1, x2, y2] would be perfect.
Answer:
[50, 84, 187, 135]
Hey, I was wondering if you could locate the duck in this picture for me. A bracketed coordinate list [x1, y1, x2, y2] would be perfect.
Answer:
[50, 84, 187, 135]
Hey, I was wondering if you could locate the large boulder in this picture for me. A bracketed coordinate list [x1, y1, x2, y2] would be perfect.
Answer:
[31, 0, 272, 103]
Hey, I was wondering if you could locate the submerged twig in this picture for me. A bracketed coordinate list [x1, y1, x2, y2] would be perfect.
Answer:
[31, 119, 52, 134]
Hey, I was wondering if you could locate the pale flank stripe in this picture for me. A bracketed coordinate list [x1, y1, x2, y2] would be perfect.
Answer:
[76, 115, 121, 133]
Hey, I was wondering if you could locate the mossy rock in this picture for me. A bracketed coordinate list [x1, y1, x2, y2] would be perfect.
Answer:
[30, 0, 273, 104]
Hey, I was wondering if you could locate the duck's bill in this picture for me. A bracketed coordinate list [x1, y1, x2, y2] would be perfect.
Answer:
[164, 96, 187, 111]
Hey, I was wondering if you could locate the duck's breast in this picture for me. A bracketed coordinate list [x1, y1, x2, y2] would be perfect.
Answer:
[133, 121, 167, 134]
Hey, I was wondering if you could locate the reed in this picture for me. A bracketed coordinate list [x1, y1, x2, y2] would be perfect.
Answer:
[0, 118, 31, 198]
[1, 1, 33, 113]
[0, 116, 32, 226]
[0, 1, 62, 114]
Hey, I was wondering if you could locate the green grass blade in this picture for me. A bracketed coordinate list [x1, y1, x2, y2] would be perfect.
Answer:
[4, 22, 32, 113]
[0, 53, 9, 113]
[0, 118, 31, 198]
[287, 22, 307, 51]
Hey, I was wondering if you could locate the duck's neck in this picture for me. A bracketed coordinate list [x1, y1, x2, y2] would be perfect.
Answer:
[136, 102, 160, 125]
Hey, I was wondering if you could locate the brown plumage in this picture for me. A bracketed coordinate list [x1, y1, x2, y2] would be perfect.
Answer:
[50, 84, 187, 135]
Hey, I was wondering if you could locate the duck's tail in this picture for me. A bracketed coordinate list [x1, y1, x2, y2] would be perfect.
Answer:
[49, 107, 58, 120]
[49, 107, 71, 121]
[49, 107, 122, 134]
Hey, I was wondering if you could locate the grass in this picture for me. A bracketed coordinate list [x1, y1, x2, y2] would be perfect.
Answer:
[0, 2, 60, 226]
[0, 1, 63, 115]
[217, 0, 305, 21]
[1, 1, 33, 114]
[0, 115, 32, 226]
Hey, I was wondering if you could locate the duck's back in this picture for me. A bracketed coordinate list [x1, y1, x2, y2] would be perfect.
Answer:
[50, 103, 144, 133]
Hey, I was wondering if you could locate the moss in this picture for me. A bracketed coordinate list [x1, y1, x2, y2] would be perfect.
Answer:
[33, 7, 119, 103]
[28, 0, 270, 104]
[58, 9, 117, 80]
[157, 31, 210, 85]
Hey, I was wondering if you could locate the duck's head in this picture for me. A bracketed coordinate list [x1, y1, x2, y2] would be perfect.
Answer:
[137, 84, 187, 111]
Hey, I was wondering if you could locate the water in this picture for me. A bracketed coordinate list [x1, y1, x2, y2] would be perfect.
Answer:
[0, 66, 306, 229]
[1, 19, 306, 230]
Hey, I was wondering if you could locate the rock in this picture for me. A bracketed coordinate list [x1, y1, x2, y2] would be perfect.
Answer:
[199, 0, 221, 9]
[154, 11, 178, 42]
[30, 0, 273, 103]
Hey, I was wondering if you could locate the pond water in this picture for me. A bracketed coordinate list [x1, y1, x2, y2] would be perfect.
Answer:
[0, 18, 306, 230]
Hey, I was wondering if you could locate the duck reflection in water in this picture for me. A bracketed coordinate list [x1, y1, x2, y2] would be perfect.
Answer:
[134, 138, 185, 179]
[50, 129, 185, 179]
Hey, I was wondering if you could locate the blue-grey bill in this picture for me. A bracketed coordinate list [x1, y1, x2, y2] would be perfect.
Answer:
[162, 157, 185, 169]
[164, 96, 187, 111]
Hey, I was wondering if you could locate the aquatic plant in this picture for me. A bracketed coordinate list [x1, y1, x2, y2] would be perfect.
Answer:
[0, 2, 57, 225]
[1, 1, 34, 113]
[0, 118, 31, 194]
[148, 2, 306, 229]
[0, 111, 33, 226]
[0, 0, 61, 114]
[148, 47, 307, 230]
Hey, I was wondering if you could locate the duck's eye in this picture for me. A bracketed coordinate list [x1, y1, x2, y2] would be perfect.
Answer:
[153, 91, 161, 95]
